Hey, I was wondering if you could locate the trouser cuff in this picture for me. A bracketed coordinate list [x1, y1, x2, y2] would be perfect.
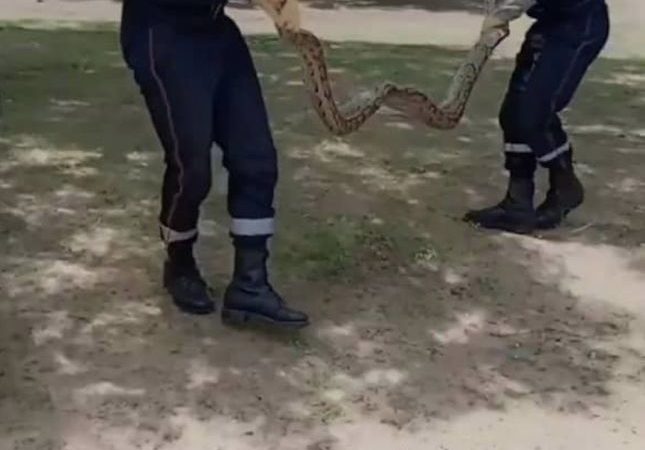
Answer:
[230, 218, 275, 236]
[537, 141, 572, 167]
[230, 217, 274, 250]
[160, 224, 198, 244]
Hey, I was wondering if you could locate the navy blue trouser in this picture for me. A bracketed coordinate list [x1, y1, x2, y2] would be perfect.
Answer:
[120, 8, 277, 244]
[500, 3, 609, 167]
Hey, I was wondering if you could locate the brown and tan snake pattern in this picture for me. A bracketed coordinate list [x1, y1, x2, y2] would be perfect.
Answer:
[252, 0, 509, 136]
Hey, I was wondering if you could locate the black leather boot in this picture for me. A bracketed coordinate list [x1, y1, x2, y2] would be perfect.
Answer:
[536, 150, 584, 229]
[221, 247, 309, 329]
[464, 154, 537, 234]
[163, 241, 215, 315]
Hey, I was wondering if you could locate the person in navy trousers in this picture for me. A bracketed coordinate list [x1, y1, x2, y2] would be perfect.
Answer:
[465, 0, 610, 233]
[120, 0, 309, 328]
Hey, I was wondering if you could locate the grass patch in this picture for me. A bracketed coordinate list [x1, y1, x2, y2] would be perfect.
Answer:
[275, 213, 438, 281]
[2, 25, 645, 284]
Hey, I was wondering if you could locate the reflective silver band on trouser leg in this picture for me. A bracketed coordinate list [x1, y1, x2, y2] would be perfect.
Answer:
[504, 143, 533, 154]
[160, 224, 198, 243]
[230, 218, 275, 236]
[537, 141, 571, 164]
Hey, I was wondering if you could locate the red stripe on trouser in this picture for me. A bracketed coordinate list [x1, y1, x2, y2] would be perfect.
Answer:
[147, 27, 186, 242]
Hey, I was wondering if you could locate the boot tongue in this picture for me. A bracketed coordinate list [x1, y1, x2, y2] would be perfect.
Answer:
[234, 249, 269, 287]
[240, 267, 268, 287]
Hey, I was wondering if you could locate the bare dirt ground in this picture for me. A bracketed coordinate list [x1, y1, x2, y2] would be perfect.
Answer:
[1, 2, 645, 450]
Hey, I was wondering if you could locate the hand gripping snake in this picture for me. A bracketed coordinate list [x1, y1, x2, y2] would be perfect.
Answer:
[252, 0, 510, 136]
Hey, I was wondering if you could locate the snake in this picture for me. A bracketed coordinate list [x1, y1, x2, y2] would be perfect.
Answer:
[252, 0, 509, 136]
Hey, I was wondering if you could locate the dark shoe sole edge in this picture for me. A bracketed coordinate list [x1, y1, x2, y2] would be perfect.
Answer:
[463, 216, 536, 235]
[221, 308, 310, 329]
[174, 301, 217, 315]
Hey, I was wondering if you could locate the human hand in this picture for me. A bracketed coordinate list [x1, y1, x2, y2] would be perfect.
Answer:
[481, 13, 508, 33]
[480, 14, 510, 41]
[252, 0, 301, 33]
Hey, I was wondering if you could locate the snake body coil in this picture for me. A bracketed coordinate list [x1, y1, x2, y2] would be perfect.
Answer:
[255, 0, 509, 136]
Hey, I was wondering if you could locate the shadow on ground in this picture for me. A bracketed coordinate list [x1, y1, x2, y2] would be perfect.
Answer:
[1, 26, 644, 449]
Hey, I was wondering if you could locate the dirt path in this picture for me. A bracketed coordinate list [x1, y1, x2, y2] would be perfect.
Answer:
[1, 0, 644, 58]
[1, 5, 645, 450]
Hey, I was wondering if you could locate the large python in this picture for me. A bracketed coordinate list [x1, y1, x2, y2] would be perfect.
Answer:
[251, 0, 510, 136]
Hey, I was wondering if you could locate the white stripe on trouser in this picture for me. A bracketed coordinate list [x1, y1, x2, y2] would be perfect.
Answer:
[230, 218, 275, 236]
[538, 141, 571, 163]
[160, 224, 198, 243]
[504, 143, 533, 154]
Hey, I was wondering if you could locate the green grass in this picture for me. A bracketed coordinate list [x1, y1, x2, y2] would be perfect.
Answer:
[2, 25, 645, 282]
[275, 213, 429, 280]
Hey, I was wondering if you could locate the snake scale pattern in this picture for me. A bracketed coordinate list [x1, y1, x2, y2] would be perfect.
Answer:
[253, 0, 509, 136]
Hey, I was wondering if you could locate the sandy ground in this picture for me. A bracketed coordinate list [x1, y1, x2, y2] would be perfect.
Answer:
[1, 0, 644, 59]
[1, 2, 645, 450]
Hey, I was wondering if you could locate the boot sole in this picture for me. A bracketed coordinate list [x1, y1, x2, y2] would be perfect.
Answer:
[174, 301, 216, 315]
[482, 222, 535, 235]
[164, 282, 217, 315]
[465, 217, 536, 235]
[221, 308, 309, 329]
